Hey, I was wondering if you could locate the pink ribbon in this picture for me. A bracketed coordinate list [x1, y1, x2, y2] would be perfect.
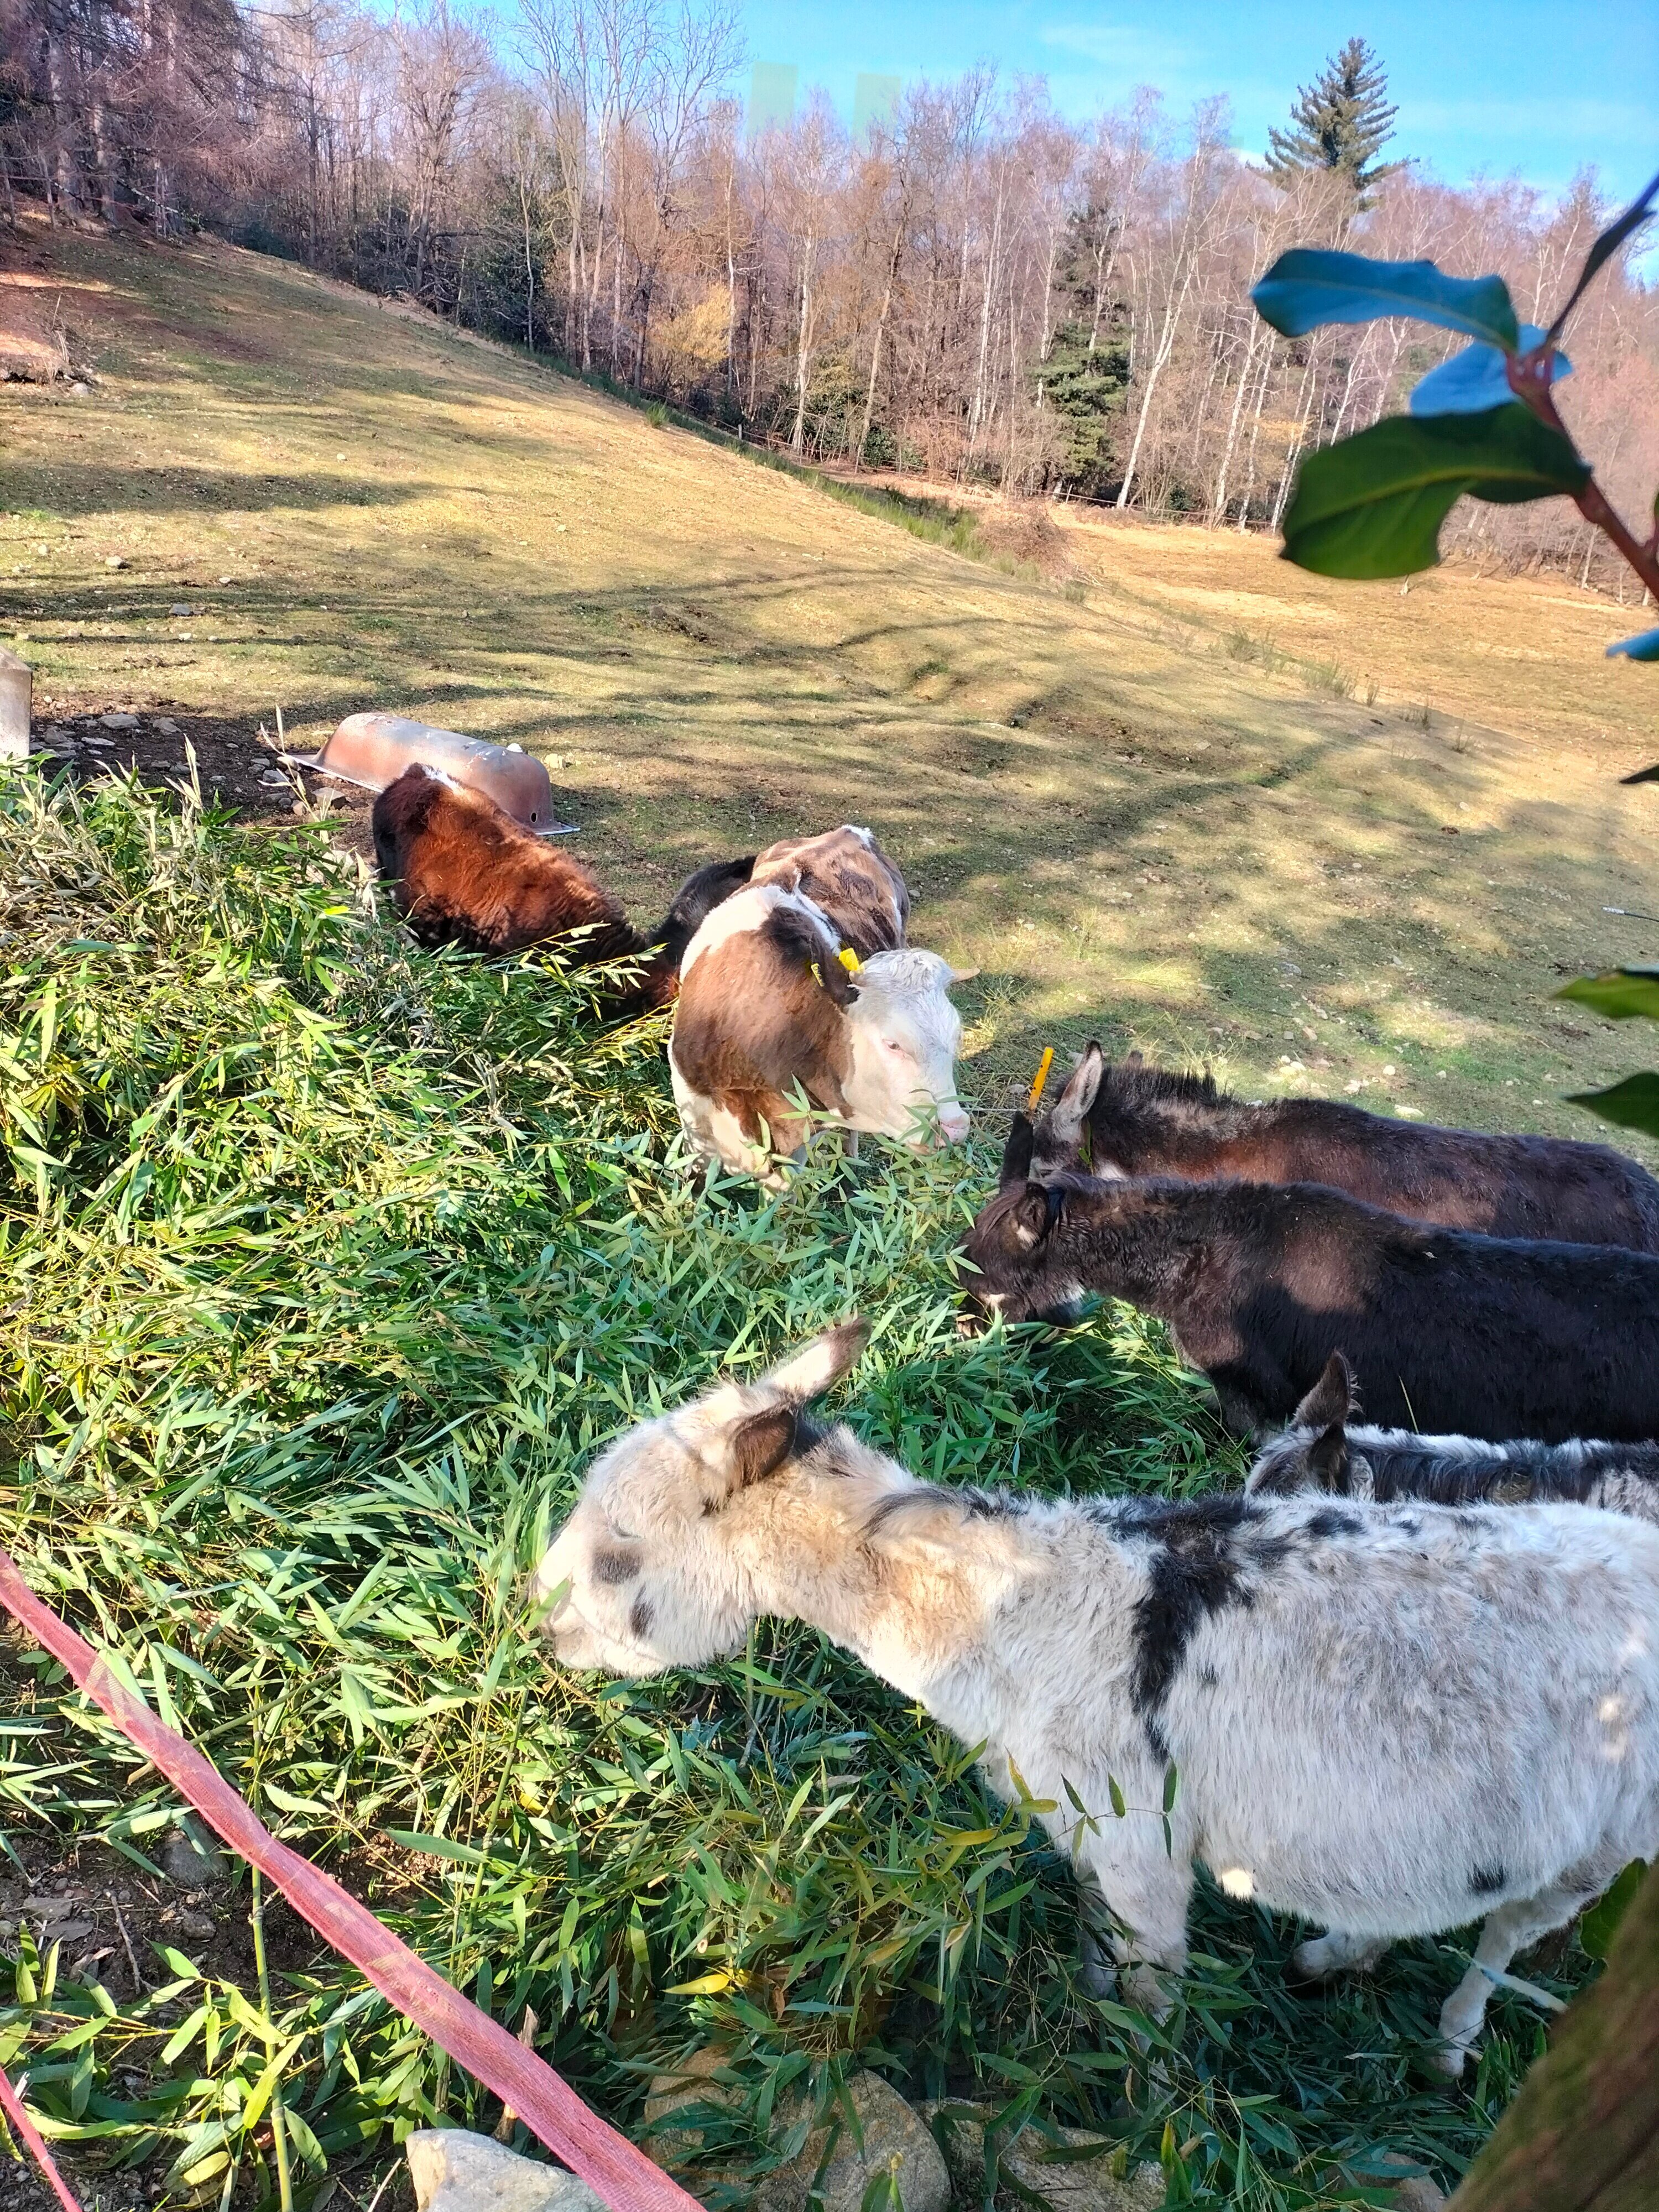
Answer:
[0, 2058, 83, 2211]
[0, 1548, 702, 2212]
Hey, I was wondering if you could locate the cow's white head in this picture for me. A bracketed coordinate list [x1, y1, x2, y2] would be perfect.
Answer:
[841, 950, 973, 1146]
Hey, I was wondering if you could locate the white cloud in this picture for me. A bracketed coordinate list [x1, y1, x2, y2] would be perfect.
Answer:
[1040, 21, 1193, 75]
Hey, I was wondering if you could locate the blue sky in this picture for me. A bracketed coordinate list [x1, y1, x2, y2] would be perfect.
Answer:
[735, 1, 1658, 209]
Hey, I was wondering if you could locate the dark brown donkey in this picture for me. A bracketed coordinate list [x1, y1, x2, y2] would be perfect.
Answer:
[963, 1117, 1659, 1442]
[1025, 1045, 1659, 1251]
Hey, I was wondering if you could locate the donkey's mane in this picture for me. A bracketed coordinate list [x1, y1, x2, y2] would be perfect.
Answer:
[1100, 1061, 1227, 1112]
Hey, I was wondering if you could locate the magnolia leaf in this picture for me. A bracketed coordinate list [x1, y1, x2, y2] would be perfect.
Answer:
[1281, 405, 1589, 580]
[1557, 969, 1659, 1022]
[1606, 628, 1659, 663]
[1580, 1860, 1648, 1961]
[1567, 1073, 1659, 1140]
[1251, 250, 1519, 349]
[1410, 326, 1570, 418]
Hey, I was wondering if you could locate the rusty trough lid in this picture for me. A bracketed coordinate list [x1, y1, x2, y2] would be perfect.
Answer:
[289, 712, 576, 833]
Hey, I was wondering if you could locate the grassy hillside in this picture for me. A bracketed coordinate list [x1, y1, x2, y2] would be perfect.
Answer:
[0, 221, 1650, 2212]
[3, 218, 1657, 1134]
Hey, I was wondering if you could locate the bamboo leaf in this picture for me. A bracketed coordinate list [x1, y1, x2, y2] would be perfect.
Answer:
[1580, 1859, 1648, 1961]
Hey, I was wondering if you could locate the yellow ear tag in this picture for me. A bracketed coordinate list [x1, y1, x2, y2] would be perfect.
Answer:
[837, 947, 861, 973]
[1026, 1045, 1055, 1113]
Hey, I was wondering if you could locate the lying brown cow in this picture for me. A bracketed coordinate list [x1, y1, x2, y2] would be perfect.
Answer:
[750, 825, 909, 959]
[372, 765, 750, 1009]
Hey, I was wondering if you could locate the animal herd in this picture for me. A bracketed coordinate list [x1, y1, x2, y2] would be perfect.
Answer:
[371, 759, 1659, 2080]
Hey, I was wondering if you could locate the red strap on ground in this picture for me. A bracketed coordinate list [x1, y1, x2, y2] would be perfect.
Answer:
[0, 1548, 703, 2212]
[0, 2058, 82, 2211]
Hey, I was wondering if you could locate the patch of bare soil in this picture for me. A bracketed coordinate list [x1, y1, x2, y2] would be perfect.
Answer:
[0, 1815, 427, 2210]
[31, 709, 378, 855]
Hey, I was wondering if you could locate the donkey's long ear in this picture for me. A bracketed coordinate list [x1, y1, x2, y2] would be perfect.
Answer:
[728, 1405, 801, 1489]
[1305, 1424, 1352, 1494]
[1000, 1113, 1035, 1188]
[1294, 1350, 1359, 1430]
[760, 1318, 870, 1405]
[1051, 1043, 1105, 1145]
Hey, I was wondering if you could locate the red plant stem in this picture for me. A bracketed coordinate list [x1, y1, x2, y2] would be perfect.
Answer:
[1509, 349, 1659, 603]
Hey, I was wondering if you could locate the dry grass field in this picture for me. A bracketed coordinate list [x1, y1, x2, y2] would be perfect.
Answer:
[4, 215, 1657, 1141]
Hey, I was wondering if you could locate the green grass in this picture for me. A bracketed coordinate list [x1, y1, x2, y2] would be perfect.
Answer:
[0, 770, 1594, 2211]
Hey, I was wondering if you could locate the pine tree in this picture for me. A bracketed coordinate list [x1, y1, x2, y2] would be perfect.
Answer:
[1265, 38, 1401, 197]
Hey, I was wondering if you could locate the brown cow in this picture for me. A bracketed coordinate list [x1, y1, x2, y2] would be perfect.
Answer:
[371, 765, 751, 1009]
[750, 825, 909, 959]
[669, 881, 971, 1182]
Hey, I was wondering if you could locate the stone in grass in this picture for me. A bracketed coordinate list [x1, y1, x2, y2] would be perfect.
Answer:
[406, 2129, 605, 2212]
[161, 1814, 231, 1890]
[1387, 2183, 1446, 2211]
[921, 2101, 1164, 2212]
[647, 2051, 950, 2212]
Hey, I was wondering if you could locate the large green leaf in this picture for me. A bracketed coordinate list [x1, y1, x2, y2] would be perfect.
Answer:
[1567, 1073, 1659, 1140]
[1281, 405, 1589, 580]
[1557, 969, 1659, 1022]
[1251, 249, 1519, 349]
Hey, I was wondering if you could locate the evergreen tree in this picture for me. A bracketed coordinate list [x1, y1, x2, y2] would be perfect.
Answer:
[1266, 38, 1401, 197]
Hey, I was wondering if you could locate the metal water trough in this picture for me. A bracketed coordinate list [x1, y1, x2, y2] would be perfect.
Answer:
[288, 712, 577, 833]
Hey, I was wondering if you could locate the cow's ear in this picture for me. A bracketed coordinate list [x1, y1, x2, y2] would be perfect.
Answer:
[1295, 1350, 1359, 1430]
[814, 950, 857, 1006]
[1306, 1423, 1350, 1493]
[1000, 1113, 1035, 1188]
[946, 965, 979, 986]
[1051, 1043, 1105, 1143]
[728, 1405, 800, 1489]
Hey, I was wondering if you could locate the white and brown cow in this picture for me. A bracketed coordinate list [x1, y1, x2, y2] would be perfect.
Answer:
[750, 825, 910, 959]
[669, 883, 972, 1183]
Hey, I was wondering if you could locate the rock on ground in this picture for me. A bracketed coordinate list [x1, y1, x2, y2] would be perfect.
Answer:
[406, 2128, 607, 2212]
[646, 2053, 950, 2212]
[1388, 2183, 1446, 2211]
[922, 2102, 1164, 2212]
